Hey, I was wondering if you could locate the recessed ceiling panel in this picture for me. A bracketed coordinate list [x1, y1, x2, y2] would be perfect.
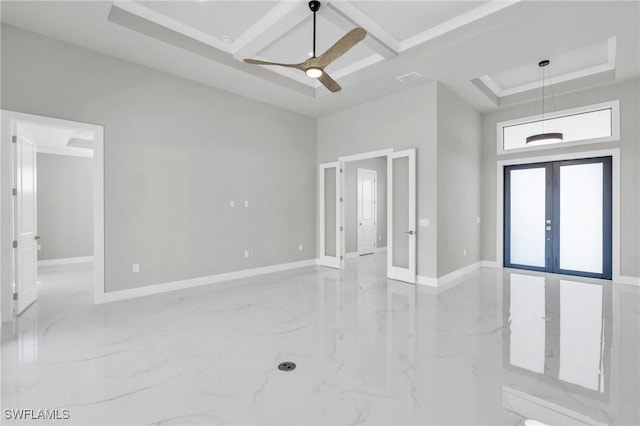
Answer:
[491, 39, 611, 92]
[351, 1, 488, 41]
[139, 1, 279, 41]
[257, 15, 376, 73]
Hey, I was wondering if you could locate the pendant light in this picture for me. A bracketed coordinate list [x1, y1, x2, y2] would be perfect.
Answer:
[526, 59, 563, 144]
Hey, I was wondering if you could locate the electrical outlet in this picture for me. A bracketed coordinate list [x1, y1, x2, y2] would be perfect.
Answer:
[463, 249, 467, 257]
[419, 218, 429, 227]
[37, 244, 42, 251]
[378, 235, 382, 241]
[476, 216, 481, 224]
[244, 200, 249, 208]
[244, 250, 249, 258]
[132, 263, 140, 273]
[229, 200, 235, 207]
[298, 244, 303, 251]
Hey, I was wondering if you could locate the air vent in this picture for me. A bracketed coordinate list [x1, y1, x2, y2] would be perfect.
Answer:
[396, 72, 422, 83]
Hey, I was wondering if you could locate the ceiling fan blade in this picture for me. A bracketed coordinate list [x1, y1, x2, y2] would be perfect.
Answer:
[317, 72, 341, 93]
[316, 27, 367, 69]
[244, 59, 304, 70]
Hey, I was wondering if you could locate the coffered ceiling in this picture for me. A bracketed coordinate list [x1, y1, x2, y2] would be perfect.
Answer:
[1, 1, 639, 117]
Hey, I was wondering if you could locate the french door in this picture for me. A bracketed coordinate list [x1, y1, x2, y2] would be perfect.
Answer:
[504, 157, 612, 279]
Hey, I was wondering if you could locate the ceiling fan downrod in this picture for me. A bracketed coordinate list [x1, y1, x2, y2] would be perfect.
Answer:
[309, 1, 321, 58]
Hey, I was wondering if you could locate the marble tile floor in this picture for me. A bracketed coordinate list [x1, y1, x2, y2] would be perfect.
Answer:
[1, 255, 639, 425]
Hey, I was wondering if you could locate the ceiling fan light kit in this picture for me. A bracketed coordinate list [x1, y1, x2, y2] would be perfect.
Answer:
[305, 67, 323, 78]
[526, 59, 564, 144]
[243, 1, 367, 93]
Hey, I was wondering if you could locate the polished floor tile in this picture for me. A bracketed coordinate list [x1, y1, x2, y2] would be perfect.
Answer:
[1, 255, 639, 425]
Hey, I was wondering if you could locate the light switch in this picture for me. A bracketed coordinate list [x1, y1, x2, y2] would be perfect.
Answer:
[419, 218, 429, 227]
[476, 216, 481, 224]
[244, 200, 249, 208]
[229, 200, 235, 207]
[244, 250, 249, 258]
[132, 263, 140, 273]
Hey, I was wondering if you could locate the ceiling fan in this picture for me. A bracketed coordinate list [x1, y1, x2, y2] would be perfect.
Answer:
[243, 1, 367, 93]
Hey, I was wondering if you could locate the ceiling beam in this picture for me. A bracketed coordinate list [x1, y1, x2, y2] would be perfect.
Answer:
[325, 1, 399, 59]
[232, 1, 310, 61]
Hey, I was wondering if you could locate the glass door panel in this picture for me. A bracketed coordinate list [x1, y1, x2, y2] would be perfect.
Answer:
[506, 166, 548, 268]
[387, 149, 416, 283]
[319, 163, 341, 268]
[557, 160, 611, 277]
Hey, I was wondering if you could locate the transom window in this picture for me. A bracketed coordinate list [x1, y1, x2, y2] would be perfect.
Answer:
[497, 100, 619, 154]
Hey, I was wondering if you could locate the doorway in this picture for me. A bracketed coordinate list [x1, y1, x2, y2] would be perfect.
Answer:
[357, 168, 378, 256]
[1, 110, 105, 321]
[504, 156, 612, 279]
[318, 148, 416, 284]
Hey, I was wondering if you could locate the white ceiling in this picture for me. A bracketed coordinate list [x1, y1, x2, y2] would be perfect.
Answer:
[1, 1, 638, 117]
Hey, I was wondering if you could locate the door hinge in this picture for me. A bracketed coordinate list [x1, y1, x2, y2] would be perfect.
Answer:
[340, 226, 343, 231]
[340, 168, 343, 173]
[12, 240, 17, 248]
[340, 197, 343, 202]
[13, 292, 18, 301]
[12, 135, 17, 144]
[340, 255, 343, 260]
[12, 188, 17, 196]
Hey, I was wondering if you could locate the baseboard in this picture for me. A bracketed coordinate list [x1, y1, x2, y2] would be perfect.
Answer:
[416, 275, 437, 287]
[99, 258, 318, 304]
[416, 261, 484, 288]
[481, 260, 500, 268]
[375, 247, 387, 253]
[614, 275, 640, 286]
[38, 256, 94, 267]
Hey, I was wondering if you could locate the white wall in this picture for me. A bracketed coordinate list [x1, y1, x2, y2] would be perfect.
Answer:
[481, 79, 640, 278]
[1, 24, 317, 320]
[37, 153, 93, 261]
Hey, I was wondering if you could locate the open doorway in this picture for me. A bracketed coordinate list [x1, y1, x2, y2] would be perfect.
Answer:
[1, 111, 104, 321]
[344, 158, 387, 258]
[318, 148, 416, 284]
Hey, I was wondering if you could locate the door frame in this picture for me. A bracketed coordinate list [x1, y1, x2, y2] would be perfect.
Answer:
[1, 110, 105, 322]
[356, 168, 377, 256]
[497, 148, 621, 282]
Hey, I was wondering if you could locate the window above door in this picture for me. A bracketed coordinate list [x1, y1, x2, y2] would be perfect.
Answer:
[497, 100, 620, 155]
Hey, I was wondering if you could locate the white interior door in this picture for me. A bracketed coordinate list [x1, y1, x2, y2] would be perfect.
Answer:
[13, 123, 39, 314]
[319, 162, 341, 268]
[357, 168, 377, 255]
[387, 149, 416, 283]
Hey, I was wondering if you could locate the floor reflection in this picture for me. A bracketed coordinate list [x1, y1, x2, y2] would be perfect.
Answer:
[1, 257, 637, 425]
[501, 271, 637, 426]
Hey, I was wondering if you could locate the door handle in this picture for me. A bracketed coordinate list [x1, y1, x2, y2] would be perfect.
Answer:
[404, 230, 415, 235]
[34, 235, 41, 240]
[545, 226, 551, 231]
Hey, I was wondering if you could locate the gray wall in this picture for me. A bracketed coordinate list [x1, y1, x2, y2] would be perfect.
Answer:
[481, 78, 640, 277]
[1, 24, 317, 310]
[436, 85, 482, 276]
[318, 82, 439, 278]
[344, 157, 387, 253]
[318, 82, 482, 279]
[37, 153, 94, 260]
